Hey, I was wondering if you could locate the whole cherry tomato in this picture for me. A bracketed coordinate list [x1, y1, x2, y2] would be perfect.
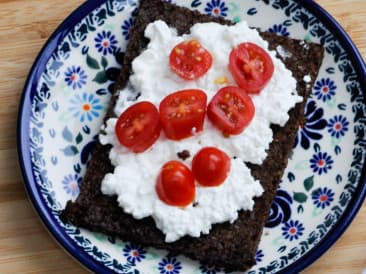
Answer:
[192, 147, 231, 187]
[156, 161, 195, 207]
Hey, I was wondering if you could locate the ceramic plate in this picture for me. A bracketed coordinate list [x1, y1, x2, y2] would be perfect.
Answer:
[18, 0, 366, 273]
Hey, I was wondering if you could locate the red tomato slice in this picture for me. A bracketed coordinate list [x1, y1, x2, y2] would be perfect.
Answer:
[156, 161, 195, 207]
[207, 86, 255, 135]
[169, 39, 213, 80]
[115, 101, 161, 153]
[229, 42, 274, 94]
[192, 147, 231, 187]
[159, 89, 207, 140]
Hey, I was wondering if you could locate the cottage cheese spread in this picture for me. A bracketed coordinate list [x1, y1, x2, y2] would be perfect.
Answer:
[100, 20, 301, 242]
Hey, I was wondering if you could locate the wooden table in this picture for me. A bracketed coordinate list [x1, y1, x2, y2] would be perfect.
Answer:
[0, 0, 365, 273]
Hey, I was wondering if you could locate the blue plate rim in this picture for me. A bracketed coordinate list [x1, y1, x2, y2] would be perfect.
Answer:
[279, 1, 366, 272]
[17, 0, 113, 273]
[17, 1, 366, 273]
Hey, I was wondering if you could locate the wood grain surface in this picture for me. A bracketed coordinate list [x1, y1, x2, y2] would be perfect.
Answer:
[0, 0, 365, 273]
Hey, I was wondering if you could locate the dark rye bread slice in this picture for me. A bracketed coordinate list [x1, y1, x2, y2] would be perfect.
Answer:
[61, 0, 324, 271]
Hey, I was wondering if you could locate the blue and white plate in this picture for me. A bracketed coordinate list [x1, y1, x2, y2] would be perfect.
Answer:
[18, 0, 366, 273]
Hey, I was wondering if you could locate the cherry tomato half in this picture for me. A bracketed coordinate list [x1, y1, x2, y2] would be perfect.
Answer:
[156, 161, 195, 207]
[192, 147, 231, 187]
[207, 86, 255, 136]
[115, 101, 161, 153]
[229, 42, 274, 94]
[159, 89, 207, 140]
[169, 39, 213, 80]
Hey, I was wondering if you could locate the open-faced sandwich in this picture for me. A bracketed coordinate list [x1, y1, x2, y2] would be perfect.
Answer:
[61, 0, 324, 271]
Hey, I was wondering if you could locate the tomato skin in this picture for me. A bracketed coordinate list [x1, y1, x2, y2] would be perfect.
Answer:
[159, 89, 207, 140]
[192, 147, 231, 187]
[169, 39, 213, 80]
[229, 42, 274, 94]
[207, 86, 255, 135]
[115, 101, 161, 153]
[156, 161, 195, 207]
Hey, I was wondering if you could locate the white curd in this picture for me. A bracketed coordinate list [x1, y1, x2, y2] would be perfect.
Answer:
[100, 20, 300, 242]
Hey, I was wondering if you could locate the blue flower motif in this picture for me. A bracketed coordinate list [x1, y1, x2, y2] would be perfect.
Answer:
[294, 100, 327, 149]
[62, 174, 82, 198]
[312, 187, 335, 209]
[64, 66, 87, 89]
[310, 151, 334, 175]
[95, 30, 118, 55]
[199, 264, 221, 274]
[68, 93, 104, 123]
[265, 189, 292, 228]
[255, 249, 264, 263]
[268, 24, 290, 36]
[200, 265, 221, 274]
[313, 78, 337, 102]
[122, 243, 146, 264]
[282, 220, 304, 241]
[204, 0, 228, 17]
[121, 18, 134, 40]
[158, 257, 182, 274]
[327, 115, 349, 138]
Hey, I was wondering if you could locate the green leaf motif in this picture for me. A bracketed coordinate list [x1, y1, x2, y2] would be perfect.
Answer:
[304, 34, 312, 43]
[272, 235, 285, 246]
[312, 206, 323, 217]
[233, 16, 241, 23]
[146, 251, 160, 260]
[294, 159, 309, 170]
[93, 71, 108, 84]
[304, 175, 314, 191]
[62, 126, 73, 142]
[101, 56, 108, 69]
[62, 145, 79, 156]
[76, 132, 83, 144]
[293, 192, 308, 203]
[228, 2, 240, 12]
[87, 54, 100, 69]
[94, 232, 107, 241]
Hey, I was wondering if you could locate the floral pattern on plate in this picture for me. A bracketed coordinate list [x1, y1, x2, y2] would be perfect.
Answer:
[20, 0, 366, 273]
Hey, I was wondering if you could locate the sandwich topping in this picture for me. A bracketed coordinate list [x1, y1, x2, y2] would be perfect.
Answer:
[159, 89, 207, 140]
[169, 39, 213, 80]
[229, 42, 275, 94]
[100, 20, 301, 242]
